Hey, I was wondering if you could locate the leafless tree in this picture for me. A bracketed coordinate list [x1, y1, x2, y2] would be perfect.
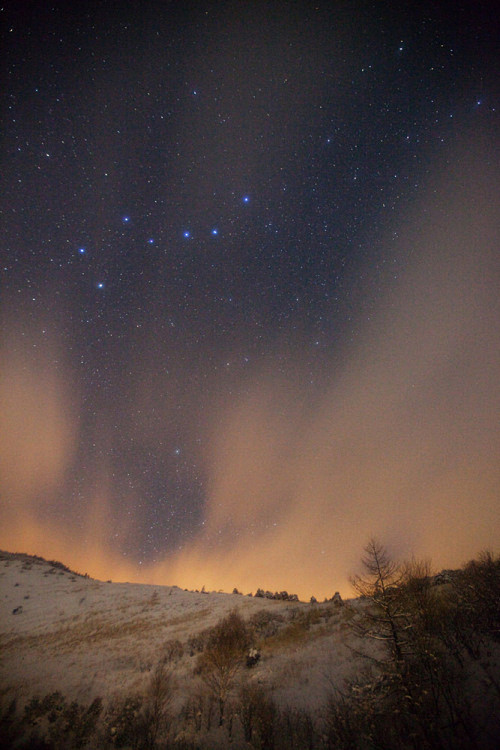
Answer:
[140, 663, 174, 748]
[350, 537, 409, 665]
[197, 610, 250, 726]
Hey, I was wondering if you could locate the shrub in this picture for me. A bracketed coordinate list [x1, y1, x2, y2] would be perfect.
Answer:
[161, 638, 184, 664]
[237, 682, 277, 747]
[23, 691, 102, 748]
[249, 609, 285, 638]
[104, 695, 143, 748]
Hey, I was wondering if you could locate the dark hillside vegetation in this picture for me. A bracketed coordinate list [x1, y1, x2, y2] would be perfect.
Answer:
[326, 543, 500, 749]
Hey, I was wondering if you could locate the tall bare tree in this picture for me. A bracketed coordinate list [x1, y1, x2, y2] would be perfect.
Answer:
[350, 538, 408, 665]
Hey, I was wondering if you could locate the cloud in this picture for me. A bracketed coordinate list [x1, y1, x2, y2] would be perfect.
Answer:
[0, 320, 76, 512]
[1, 137, 498, 598]
[158, 139, 500, 597]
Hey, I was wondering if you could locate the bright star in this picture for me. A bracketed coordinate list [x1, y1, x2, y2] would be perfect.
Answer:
[243, 195, 250, 203]
[211, 228, 219, 235]
[97, 282, 104, 289]
[123, 216, 130, 223]
[78, 247, 86, 254]
[183, 230, 191, 238]
[148, 238, 154, 244]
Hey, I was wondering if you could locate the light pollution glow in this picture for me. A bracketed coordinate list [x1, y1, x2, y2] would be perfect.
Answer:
[1, 141, 499, 599]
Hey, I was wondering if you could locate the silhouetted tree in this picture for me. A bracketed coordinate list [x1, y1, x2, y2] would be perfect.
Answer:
[350, 537, 407, 665]
[343, 541, 483, 749]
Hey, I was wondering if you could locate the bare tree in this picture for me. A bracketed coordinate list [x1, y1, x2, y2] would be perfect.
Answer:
[348, 541, 479, 748]
[350, 538, 408, 665]
[140, 663, 174, 748]
[197, 610, 250, 726]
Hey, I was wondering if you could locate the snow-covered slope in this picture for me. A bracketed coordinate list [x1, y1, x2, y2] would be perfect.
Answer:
[0, 551, 361, 709]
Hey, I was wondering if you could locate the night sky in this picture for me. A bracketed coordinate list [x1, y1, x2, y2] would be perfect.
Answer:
[1, 1, 499, 598]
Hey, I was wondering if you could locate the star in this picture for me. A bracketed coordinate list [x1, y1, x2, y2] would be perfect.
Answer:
[2, 0, 496, 611]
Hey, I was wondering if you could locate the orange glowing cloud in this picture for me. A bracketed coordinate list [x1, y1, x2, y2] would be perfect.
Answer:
[0, 330, 75, 501]
[156, 141, 500, 597]
[1, 139, 499, 599]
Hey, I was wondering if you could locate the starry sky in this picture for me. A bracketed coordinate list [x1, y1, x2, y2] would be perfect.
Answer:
[1, 1, 499, 598]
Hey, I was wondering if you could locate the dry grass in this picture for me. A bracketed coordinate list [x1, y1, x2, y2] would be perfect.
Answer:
[1, 604, 213, 658]
[1, 617, 160, 654]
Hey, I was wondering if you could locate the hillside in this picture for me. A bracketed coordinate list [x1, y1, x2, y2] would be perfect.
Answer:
[0, 552, 361, 723]
[1, 549, 499, 749]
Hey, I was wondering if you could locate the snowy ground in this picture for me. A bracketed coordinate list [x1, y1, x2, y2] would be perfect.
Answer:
[0, 551, 366, 712]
